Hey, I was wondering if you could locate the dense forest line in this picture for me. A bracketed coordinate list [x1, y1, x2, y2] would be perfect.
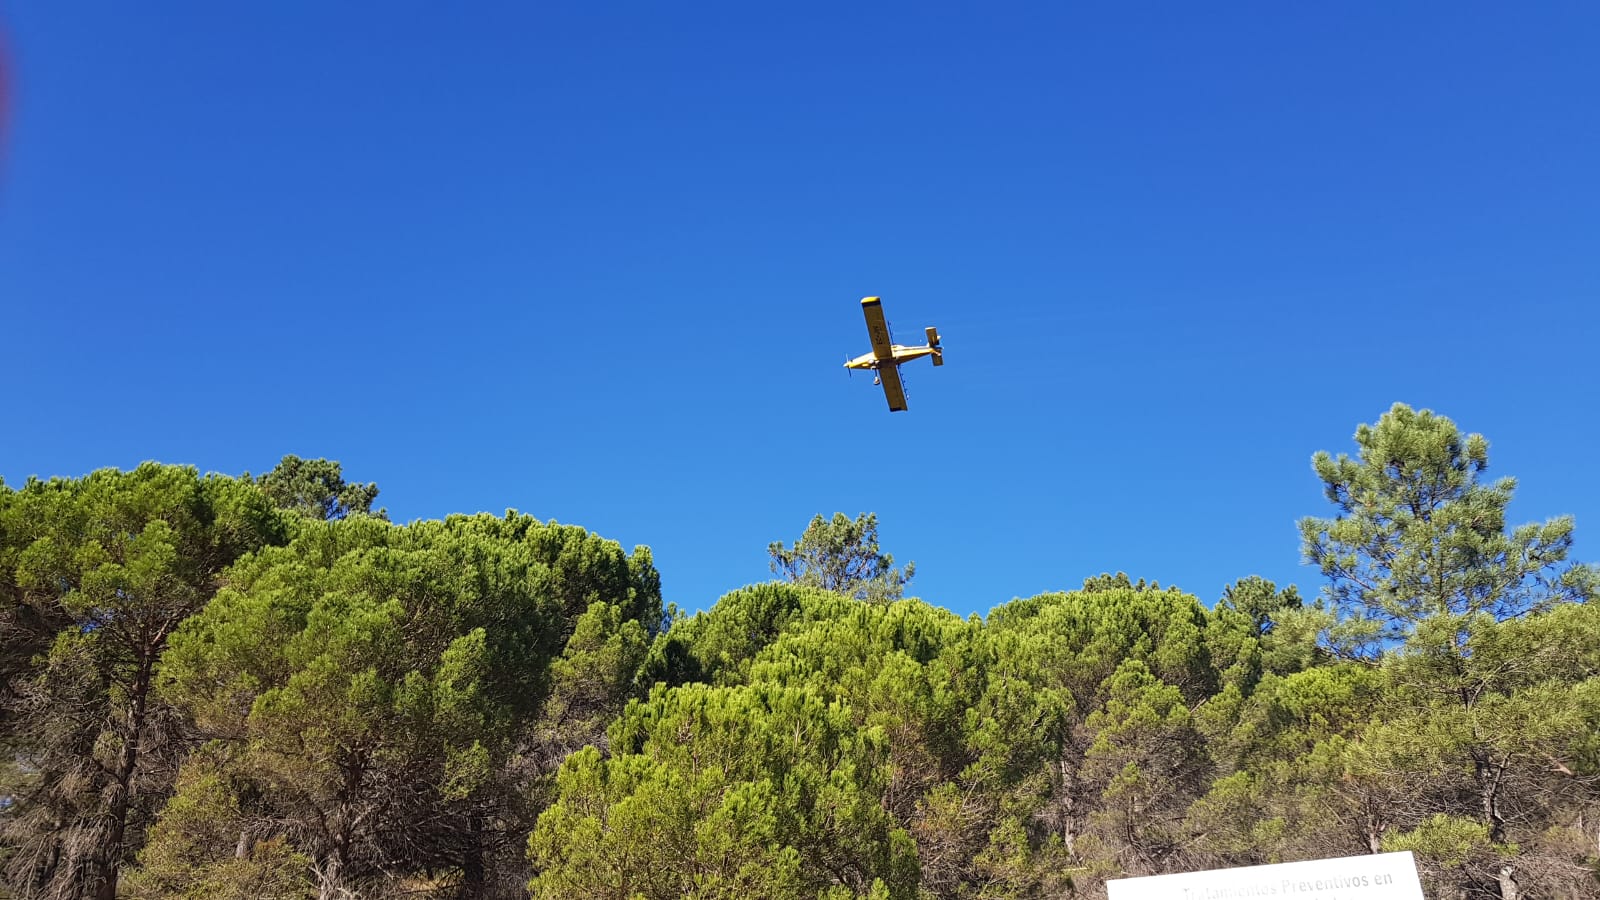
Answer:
[2, 404, 1597, 900]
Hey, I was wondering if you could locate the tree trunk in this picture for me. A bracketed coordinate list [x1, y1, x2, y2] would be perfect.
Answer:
[93, 656, 155, 900]
[1473, 753, 1520, 900]
[460, 815, 485, 899]
[1496, 866, 1520, 900]
[1058, 758, 1079, 855]
[318, 863, 341, 900]
[1363, 804, 1383, 853]
[318, 846, 347, 900]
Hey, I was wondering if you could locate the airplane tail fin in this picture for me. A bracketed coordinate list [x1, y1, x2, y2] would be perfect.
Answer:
[926, 327, 944, 366]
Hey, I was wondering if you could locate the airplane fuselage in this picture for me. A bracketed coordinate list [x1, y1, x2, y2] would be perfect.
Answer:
[845, 345, 939, 370]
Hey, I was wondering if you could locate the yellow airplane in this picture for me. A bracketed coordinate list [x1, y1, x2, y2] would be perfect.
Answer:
[845, 296, 943, 412]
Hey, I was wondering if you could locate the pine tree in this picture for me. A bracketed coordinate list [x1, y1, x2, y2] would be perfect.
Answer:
[768, 513, 913, 603]
[0, 465, 289, 899]
[1300, 404, 1600, 899]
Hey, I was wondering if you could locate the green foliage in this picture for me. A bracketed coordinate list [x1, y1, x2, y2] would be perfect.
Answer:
[529, 599, 656, 774]
[1300, 402, 1596, 655]
[529, 682, 918, 899]
[1080, 572, 1161, 593]
[643, 583, 848, 687]
[1203, 576, 1310, 703]
[988, 584, 1217, 707]
[6, 405, 1599, 899]
[769, 513, 914, 603]
[1383, 813, 1503, 866]
[254, 454, 383, 521]
[1381, 813, 1520, 896]
[123, 757, 312, 899]
[1082, 660, 1209, 875]
[1218, 576, 1302, 638]
[158, 511, 662, 899]
[0, 464, 289, 899]
[1295, 403, 1600, 899]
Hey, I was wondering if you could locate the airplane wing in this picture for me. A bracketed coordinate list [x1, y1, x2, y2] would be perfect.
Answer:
[861, 297, 894, 360]
[878, 364, 908, 412]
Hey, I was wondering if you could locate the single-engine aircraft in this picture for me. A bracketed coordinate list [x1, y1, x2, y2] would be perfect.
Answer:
[845, 296, 943, 412]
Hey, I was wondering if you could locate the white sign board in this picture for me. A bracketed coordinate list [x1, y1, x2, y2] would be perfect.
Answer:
[1107, 851, 1423, 900]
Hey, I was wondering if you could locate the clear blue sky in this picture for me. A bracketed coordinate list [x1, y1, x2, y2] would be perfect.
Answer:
[3, 3, 1597, 618]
